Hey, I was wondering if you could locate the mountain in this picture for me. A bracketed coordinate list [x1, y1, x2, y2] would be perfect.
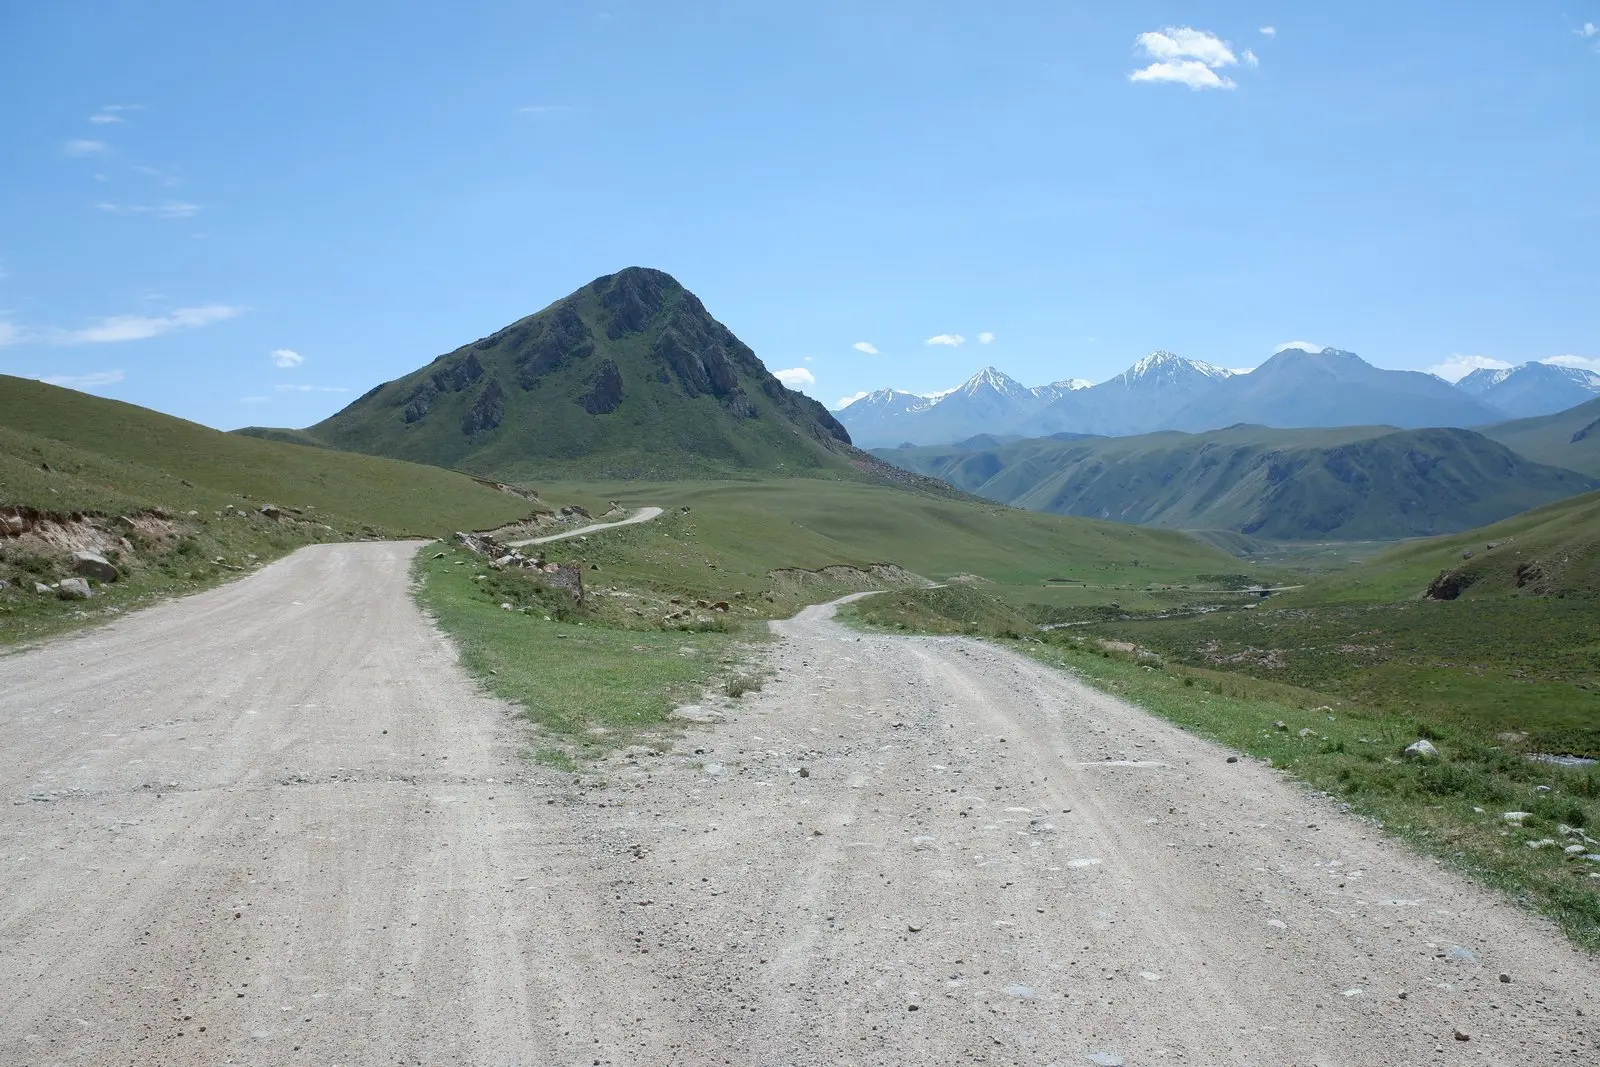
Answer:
[1458, 361, 1600, 419]
[1019, 351, 1233, 437]
[242, 268, 856, 481]
[875, 423, 1597, 541]
[1481, 396, 1600, 478]
[1165, 347, 1503, 432]
[835, 367, 1069, 448]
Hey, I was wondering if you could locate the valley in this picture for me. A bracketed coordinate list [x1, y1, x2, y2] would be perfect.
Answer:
[2, 266, 1597, 1065]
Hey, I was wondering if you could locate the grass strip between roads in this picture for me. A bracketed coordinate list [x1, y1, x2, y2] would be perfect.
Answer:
[412, 545, 745, 765]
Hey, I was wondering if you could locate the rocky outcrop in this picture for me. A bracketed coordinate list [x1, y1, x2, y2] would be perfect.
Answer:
[460, 379, 506, 435]
[578, 359, 624, 415]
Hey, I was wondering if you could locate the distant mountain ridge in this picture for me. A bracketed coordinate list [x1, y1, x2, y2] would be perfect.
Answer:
[838, 346, 1591, 448]
[875, 424, 1598, 541]
[1457, 361, 1600, 419]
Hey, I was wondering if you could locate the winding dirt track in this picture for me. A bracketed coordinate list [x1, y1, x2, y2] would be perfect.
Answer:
[0, 542, 1594, 1066]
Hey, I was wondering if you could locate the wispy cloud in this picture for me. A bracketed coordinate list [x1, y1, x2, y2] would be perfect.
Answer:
[240, 395, 271, 403]
[1576, 22, 1598, 38]
[89, 104, 143, 125]
[270, 348, 304, 368]
[132, 164, 183, 188]
[926, 333, 965, 347]
[1544, 354, 1600, 373]
[96, 200, 201, 219]
[1426, 354, 1512, 382]
[835, 390, 870, 409]
[64, 139, 109, 157]
[519, 105, 574, 114]
[0, 320, 23, 347]
[49, 305, 243, 345]
[773, 367, 815, 389]
[1260, 26, 1277, 38]
[275, 383, 349, 393]
[38, 370, 125, 389]
[1243, 49, 1259, 66]
[978, 331, 996, 345]
[1130, 27, 1243, 90]
[1275, 340, 1324, 353]
[852, 341, 880, 355]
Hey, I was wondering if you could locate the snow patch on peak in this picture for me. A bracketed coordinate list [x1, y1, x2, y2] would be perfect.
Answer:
[1119, 351, 1231, 385]
[956, 366, 1029, 399]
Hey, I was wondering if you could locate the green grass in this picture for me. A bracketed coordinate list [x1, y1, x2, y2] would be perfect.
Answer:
[843, 595, 1600, 952]
[0, 375, 534, 643]
[412, 545, 747, 753]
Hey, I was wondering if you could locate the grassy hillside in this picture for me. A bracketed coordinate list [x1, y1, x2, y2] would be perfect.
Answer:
[257, 267, 861, 482]
[879, 424, 1596, 541]
[1483, 397, 1600, 478]
[0, 375, 534, 642]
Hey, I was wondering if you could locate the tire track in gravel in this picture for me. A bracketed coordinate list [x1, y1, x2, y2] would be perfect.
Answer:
[2, 554, 1595, 1066]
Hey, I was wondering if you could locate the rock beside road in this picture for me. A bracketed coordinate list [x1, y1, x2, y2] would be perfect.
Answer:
[72, 551, 119, 583]
[55, 577, 92, 600]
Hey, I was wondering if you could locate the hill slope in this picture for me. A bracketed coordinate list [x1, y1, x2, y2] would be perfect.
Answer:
[1481, 396, 1600, 477]
[260, 267, 854, 481]
[877, 424, 1597, 541]
[0, 375, 531, 532]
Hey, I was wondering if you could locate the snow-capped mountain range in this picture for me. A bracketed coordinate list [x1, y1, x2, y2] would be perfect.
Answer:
[834, 349, 1600, 448]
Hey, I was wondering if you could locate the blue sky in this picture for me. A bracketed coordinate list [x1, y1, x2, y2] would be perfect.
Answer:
[2, 2, 1597, 426]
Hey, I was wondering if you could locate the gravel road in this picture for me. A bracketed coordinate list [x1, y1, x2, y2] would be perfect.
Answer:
[507, 506, 664, 547]
[1, 543, 1594, 1065]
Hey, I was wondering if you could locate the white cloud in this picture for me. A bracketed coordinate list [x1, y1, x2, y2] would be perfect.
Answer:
[1577, 22, 1598, 38]
[240, 395, 271, 403]
[38, 370, 125, 389]
[1131, 61, 1236, 90]
[926, 333, 965, 347]
[1260, 26, 1277, 38]
[1275, 340, 1324, 353]
[0, 320, 24, 347]
[773, 367, 816, 388]
[89, 104, 143, 124]
[852, 341, 880, 355]
[1130, 27, 1243, 90]
[1228, 367, 1256, 375]
[1426, 354, 1513, 382]
[64, 139, 108, 157]
[275, 383, 349, 393]
[1543, 354, 1600, 372]
[519, 105, 574, 113]
[836, 390, 870, 409]
[1243, 49, 1259, 66]
[270, 348, 304, 368]
[978, 331, 995, 345]
[50, 304, 243, 345]
[95, 200, 201, 219]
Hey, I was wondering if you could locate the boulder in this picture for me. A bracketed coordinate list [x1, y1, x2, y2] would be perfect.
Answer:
[72, 551, 119, 583]
[56, 577, 93, 600]
[259, 504, 285, 520]
[34, 582, 53, 595]
[1403, 739, 1440, 760]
